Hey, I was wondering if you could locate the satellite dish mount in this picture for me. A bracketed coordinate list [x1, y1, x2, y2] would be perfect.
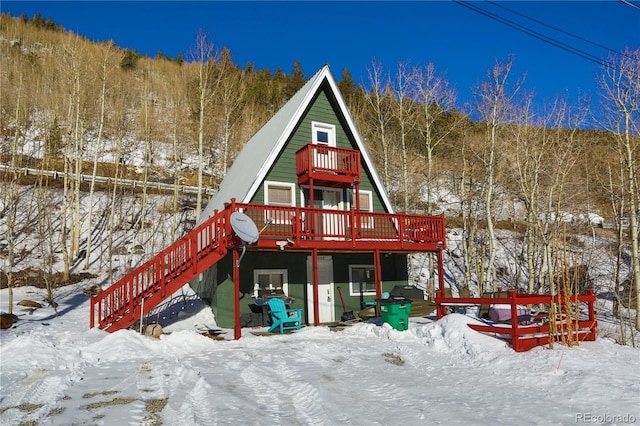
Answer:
[230, 212, 273, 265]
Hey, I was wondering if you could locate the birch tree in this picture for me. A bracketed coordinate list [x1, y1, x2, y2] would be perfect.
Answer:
[391, 61, 416, 212]
[473, 56, 523, 292]
[413, 62, 457, 213]
[191, 31, 218, 222]
[216, 48, 246, 175]
[598, 47, 640, 330]
[365, 60, 394, 189]
[510, 94, 544, 293]
[84, 41, 120, 269]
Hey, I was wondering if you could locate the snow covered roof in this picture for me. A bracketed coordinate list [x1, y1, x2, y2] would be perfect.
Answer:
[200, 64, 393, 221]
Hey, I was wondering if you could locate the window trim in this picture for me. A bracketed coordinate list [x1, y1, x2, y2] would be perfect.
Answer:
[264, 181, 296, 206]
[254, 269, 289, 295]
[348, 264, 376, 296]
[350, 189, 373, 228]
[264, 181, 296, 225]
[311, 121, 336, 147]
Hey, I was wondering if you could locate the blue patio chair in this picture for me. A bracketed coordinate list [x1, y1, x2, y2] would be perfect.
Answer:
[267, 298, 303, 334]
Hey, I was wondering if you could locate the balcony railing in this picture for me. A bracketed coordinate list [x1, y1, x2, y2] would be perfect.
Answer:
[295, 144, 361, 187]
[234, 202, 446, 251]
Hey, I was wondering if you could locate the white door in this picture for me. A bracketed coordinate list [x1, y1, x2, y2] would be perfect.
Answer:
[321, 189, 345, 239]
[306, 255, 335, 323]
[305, 188, 345, 240]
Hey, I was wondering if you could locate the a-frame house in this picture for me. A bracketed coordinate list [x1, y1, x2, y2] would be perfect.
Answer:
[90, 65, 447, 338]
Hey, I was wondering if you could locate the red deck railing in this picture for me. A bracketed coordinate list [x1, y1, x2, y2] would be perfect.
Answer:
[91, 199, 446, 332]
[295, 144, 361, 186]
[235, 203, 445, 251]
[436, 290, 598, 352]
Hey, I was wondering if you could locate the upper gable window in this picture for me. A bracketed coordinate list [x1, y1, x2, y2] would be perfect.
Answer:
[312, 122, 336, 147]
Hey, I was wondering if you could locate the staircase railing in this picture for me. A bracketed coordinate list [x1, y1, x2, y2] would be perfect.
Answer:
[90, 207, 233, 332]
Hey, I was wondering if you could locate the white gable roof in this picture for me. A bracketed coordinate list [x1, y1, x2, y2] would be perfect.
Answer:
[200, 64, 393, 221]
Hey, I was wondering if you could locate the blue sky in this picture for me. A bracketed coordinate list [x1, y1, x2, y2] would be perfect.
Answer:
[3, 1, 639, 115]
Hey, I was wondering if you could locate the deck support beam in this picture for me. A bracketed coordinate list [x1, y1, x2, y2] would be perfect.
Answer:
[375, 249, 382, 317]
[234, 249, 241, 340]
[436, 246, 447, 319]
[312, 248, 320, 326]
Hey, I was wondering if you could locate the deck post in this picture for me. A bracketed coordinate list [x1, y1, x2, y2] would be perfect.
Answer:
[586, 289, 597, 341]
[233, 249, 241, 340]
[509, 291, 519, 352]
[436, 246, 447, 318]
[90, 297, 95, 328]
[309, 179, 315, 233]
[375, 249, 382, 317]
[312, 248, 320, 326]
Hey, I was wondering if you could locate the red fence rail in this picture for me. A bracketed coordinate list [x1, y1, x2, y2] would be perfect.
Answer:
[436, 290, 598, 352]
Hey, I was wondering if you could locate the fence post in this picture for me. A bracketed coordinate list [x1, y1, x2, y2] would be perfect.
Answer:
[509, 291, 520, 352]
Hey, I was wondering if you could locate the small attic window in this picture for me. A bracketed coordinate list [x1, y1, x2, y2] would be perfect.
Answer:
[312, 122, 335, 147]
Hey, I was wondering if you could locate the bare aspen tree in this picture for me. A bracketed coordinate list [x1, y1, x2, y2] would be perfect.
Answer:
[606, 161, 634, 344]
[598, 47, 640, 330]
[137, 60, 155, 245]
[57, 34, 89, 281]
[108, 118, 126, 284]
[533, 99, 586, 348]
[168, 63, 190, 242]
[85, 41, 119, 270]
[217, 48, 246, 175]
[473, 56, 523, 292]
[191, 31, 218, 222]
[412, 62, 458, 295]
[510, 94, 546, 293]
[365, 60, 394, 189]
[391, 61, 416, 212]
[413, 62, 457, 212]
[3, 46, 31, 314]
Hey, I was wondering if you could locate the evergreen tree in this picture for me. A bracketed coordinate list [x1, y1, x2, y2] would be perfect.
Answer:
[338, 67, 356, 100]
[120, 49, 140, 71]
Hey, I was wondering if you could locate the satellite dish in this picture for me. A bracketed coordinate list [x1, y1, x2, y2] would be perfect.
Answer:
[230, 212, 260, 244]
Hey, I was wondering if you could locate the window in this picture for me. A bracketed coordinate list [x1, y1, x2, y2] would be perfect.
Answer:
[349, 189, 373, 228]
[264, 181, 295, 224]
[358, 190, 372, 212]
[312, 122, 336, 147]
[254, 269, 289, 295]
[265, 181, 295, 206]
[349, 265, 376, 296]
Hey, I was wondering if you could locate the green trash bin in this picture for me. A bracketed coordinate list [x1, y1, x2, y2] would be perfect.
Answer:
[377, 297, 412, 331]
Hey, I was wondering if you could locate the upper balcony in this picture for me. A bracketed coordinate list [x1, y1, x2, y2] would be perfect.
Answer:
[295, 144, 361, 188]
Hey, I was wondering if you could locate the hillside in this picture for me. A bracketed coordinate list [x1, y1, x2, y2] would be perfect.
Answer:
[1, 12, 638, 344]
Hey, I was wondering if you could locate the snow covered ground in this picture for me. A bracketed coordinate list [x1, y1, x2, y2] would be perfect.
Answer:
[1, 281, 639, 426]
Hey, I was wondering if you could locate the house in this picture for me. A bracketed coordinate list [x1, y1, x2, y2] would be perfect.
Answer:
[190, 65, 446, 331]
[90, 65, 446, 338]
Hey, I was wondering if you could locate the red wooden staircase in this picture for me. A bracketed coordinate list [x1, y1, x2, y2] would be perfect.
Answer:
[90, 206, 234, 332]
